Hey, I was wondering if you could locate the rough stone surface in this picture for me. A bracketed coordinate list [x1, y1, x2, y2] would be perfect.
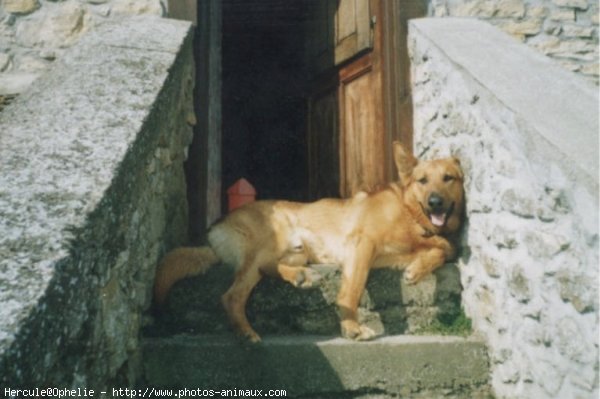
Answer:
[0, 0, 168, 94]
[428, 0, 599, 84]
[142, 335, 491, 398]
[16, 1, 87, 49]
[110, 0, 163, 16]
[0, 16, 193, 389]
[0, 71, 39, 93]
[409, 18, 598, 399]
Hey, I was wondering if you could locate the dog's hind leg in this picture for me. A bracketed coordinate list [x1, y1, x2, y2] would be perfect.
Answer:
[221, 260, 263, 343]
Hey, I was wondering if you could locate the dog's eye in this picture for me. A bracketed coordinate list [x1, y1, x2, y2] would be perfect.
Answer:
[443, 174, 455, 182]
[417, 177, 428, 185]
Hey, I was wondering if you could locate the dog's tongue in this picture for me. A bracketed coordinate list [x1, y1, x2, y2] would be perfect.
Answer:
[430, 213, 446, 227]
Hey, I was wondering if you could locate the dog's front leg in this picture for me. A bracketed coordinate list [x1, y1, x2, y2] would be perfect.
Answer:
[403, 247, 446, 285]
[403, 233, 455, 284]
[337, 236, 377, 341]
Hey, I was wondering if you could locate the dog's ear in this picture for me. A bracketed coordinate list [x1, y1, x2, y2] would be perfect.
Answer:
[452, 157, 464, 180]
[393, 141, 418, 183]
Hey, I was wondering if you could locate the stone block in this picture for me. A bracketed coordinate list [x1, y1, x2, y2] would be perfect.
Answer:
[500, 187, 536, 218]
[507, 265, 531, 303]
[553, 316, 594, 363]
[581, 62, 599, 76]
[561, 24, 595, 37]
[552, 0, 589, 10]
[110, 0, 163, 16]
[0, 70, 39, 94]
[549, 8, 576, 20]
[495, 0, 526, 18]
[2, 0, 40, 15]
[556, 271, 597, 313]
[479, 254, 502, 278]
[496, 17, 544, 36]
[0, 52, 10, 71]
[0, 16, 194, 388]
[523, 230, 569, 259]
[16, 1, 87, 48]
[527, 5, 548, 18]
[142, 335, 491, 397]
[452, 0, 497, 18]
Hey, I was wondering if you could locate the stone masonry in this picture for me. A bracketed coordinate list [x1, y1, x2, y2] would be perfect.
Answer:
[0, 16, 193, 389]
[428, 0, 599, 85]
[0, 0, 167, 94]
[409, 18, 598, 398]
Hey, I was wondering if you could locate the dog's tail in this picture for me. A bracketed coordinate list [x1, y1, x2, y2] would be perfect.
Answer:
[153, 246, 220, 309]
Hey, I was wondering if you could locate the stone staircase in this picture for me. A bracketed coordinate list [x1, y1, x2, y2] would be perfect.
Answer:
[140, 264, 492, 398]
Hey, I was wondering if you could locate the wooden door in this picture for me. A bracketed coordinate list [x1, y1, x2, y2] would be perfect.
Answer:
[338, 20, 384, 197]
[306, 0, 426, 198]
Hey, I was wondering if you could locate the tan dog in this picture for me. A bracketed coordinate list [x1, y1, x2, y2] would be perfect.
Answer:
[154, 142, 464, 342]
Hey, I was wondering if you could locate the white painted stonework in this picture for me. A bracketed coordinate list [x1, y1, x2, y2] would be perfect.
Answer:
[410, 18, 598, 398]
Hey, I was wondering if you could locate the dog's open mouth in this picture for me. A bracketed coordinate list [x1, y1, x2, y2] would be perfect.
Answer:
[425, 202, 454, 228]
[430, 212, 447, 227]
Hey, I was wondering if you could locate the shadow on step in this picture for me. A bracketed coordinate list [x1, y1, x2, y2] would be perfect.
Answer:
[144, 262, 464, 339]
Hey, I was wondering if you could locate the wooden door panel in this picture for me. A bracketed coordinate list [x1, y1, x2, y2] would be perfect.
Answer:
[341, 71, 376, 196]
[335, 0, 372, 65]
[306, 0, 375, 198]
[337, 0, 356, 40]
[339, 54, 385, 197]
[307, 0, 373, 74]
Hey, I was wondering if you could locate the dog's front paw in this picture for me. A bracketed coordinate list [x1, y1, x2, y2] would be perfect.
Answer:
[294, 267, 322, 289]
[341, 320, 377, 341]
[403, 266, 428, 285]
[239, 329, 262, 343]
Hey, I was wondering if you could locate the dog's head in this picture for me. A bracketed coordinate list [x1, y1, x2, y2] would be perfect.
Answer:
[393, 141, 464, 235]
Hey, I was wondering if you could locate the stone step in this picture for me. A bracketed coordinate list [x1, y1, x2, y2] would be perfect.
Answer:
[158, 263, 465, 338]
[141, 334, 491, 398]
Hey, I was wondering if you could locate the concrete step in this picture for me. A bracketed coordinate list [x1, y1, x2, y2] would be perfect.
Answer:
[141, 334, 492, 398]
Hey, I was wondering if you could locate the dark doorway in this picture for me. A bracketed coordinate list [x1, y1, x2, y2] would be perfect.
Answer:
[185, 0, 425, 242]
[221, 0, 310, 205]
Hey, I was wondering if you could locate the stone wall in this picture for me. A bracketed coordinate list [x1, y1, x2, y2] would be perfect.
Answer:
[409, 18, 598, 398]
[0, 0, 166, 94]
[0, 16, 193, 389]
[428, 0, 599, 84]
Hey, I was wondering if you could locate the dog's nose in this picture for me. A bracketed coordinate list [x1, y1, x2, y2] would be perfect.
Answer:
[428, 193, 444, 211]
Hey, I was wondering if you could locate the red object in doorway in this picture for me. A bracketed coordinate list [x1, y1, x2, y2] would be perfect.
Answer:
[227, 178, 256, 212]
